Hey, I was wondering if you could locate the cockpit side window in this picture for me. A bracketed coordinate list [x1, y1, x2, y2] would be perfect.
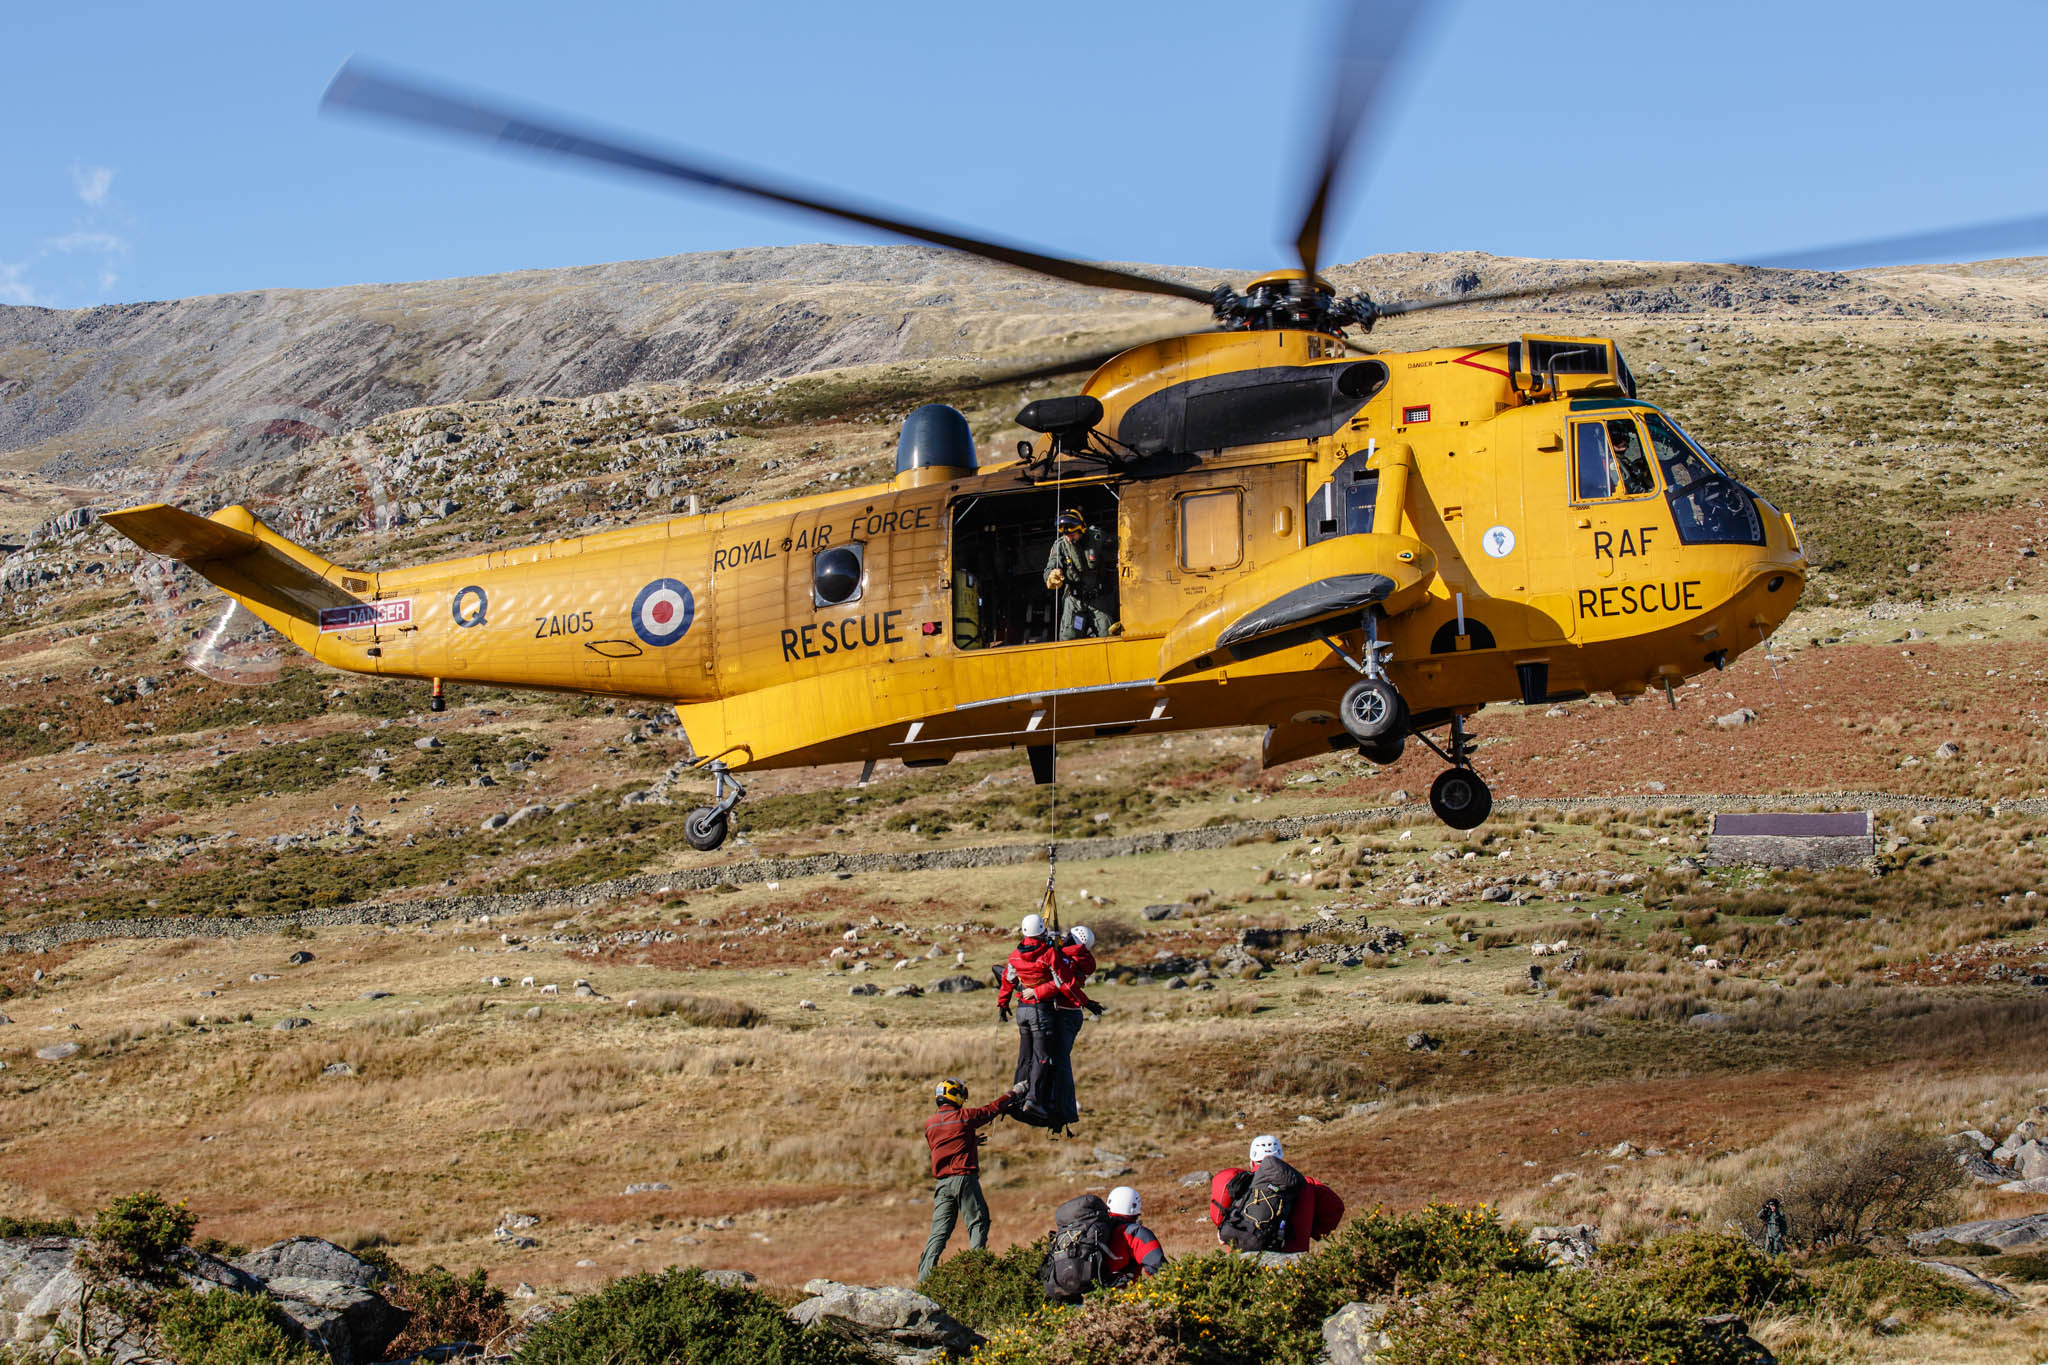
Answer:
[1573, 418, 1656, 501]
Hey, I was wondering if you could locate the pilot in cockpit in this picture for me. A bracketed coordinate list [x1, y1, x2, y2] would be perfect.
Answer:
[1606, 420, 1655, 495]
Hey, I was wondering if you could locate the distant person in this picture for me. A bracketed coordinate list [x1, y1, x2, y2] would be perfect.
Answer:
[1208, 1134, 1345, 1253]
[1047, 925, 1105, 1127]
[1043, 509, 1116, 640]
[998, 913, 1075, 1128]
[918, 1076, 1022, 1282]
[1759, 1198, 1789, 1256]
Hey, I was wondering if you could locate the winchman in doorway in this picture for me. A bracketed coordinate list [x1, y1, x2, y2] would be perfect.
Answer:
[1043, 509, 1118, 640]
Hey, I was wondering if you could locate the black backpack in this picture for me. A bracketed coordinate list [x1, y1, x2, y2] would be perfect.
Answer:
[1041, 1194, 1113, 1302]
[1219, 1157, 1304, 1252]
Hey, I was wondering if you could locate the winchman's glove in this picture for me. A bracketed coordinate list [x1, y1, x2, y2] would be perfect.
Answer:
[999, 1003, 1012, 1023]
[1085, 1001, 1106, 1018]
[1046, 568, 1065, 589]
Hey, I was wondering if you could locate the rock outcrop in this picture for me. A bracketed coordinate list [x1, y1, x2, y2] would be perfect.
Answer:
[786, 1279, 979, 1364]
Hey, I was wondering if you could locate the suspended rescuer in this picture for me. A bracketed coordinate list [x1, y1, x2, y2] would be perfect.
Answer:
[1209, 1134, 1345, 1254]
[1040, 1185, 1164, 1302]
[919, 1076, 1023, 1282]
[1047, 924, 1105, 1127]
[1043, 509, 1117, 640]
[998, 913, 1083, 1129]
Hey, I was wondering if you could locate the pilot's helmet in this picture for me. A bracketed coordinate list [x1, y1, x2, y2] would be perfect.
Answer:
[1057, 510, 1086, 533]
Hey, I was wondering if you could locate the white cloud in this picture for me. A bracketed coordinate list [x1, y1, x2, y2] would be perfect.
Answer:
[46, 231, 129, 256]
[0, 263, 42, 306]
[71, 164, 114, 206]
[97, 269, 119, 293]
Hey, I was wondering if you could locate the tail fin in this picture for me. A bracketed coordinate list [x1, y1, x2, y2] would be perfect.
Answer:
[101, 503, 364, 652]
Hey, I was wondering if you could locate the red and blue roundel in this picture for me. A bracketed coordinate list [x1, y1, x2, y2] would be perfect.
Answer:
[631, 578, 695, 647]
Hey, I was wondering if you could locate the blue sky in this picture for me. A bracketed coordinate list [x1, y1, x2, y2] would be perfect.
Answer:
[5, 0, 2048, 308]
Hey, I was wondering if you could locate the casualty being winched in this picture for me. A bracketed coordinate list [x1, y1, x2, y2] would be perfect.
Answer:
[102, 298, 1806, 844]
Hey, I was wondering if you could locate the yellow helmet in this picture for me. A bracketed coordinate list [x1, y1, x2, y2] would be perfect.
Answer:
[934, 1077, 967, 1107]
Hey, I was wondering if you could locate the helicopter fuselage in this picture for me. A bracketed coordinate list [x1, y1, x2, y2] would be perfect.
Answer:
[105, 326, 1804, 789]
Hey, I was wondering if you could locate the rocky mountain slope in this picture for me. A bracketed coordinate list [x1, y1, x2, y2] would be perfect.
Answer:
[6, 243, 2044, 507]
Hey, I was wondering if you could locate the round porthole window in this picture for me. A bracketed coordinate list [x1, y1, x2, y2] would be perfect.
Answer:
[813, 544, 864, 606]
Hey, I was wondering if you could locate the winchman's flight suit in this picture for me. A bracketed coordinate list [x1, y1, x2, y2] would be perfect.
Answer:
[1043, 524, 1116, 640]
[1049, 936, 1101, 1126]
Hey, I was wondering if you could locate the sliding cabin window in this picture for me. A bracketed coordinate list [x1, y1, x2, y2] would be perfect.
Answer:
[1572, 417, 1658, 502]
[1179, 488, 1244, 572]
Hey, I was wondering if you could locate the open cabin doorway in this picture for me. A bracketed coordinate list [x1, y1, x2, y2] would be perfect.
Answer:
[949, 485, 1120, 649]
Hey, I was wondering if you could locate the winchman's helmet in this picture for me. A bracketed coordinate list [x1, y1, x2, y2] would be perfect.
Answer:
[1057, 509, 1085, 533]
[935, 1077, 967, 1107]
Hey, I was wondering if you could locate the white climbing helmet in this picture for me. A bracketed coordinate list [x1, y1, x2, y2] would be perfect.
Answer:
[1107, 1186, 1141, 1217]
[1249, 1134, 1283, 1164]
[1021, 913, 1046, 938]
[1069, 925, 1095, 950]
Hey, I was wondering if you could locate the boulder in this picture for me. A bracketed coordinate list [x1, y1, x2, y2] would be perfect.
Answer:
[233, 1238, 382, 1290]
[263, 1276, 409, 1365]
[1529, 1224, 1600, 1269]
[2014, 1140, 2048, 1180]
[0, 1241, 262, 1363]
[1322, 1301, 1391, 1365]
[788, 1281, 979, 1364]
[698, 1269, 755, 1289]
[930, 975, 983, 994]
[1909, 1211, 2048, 1252]
[1140, 904, 1183, 921]
[1907, 1259, 2018, 1303]
[34, 1043, 79, 1062]
[1696, 1314, 1777, 1363]
[1247, 1251, 1308, 1270]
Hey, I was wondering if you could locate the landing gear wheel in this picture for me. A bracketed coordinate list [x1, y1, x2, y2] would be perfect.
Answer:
[1429, 768, 1492, 831]
[1339, 678, 1406, 743]
[1360, 733, 1406, 766]
[683, 807, 729, 851]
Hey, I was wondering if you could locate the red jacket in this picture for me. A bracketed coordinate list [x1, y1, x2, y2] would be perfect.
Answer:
[998, 937, 1063, 1008]
[925, 1096, 1011, 1178]
[1051, 943, 1098, 1012]
[1106, 1214, 1164, 1281]
[1208, 1167, 1345, 1254]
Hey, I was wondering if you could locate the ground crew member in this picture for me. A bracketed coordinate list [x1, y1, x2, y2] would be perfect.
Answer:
[1208, 1134, 1346, 1253]
[919, 1076, 1022, 1282]
[1104, 1186, 1165, 1283]
[1043, 509, 1116, 640]
[1759, 1198, 1789, 1255]
[1048, 925, 1104, 1126]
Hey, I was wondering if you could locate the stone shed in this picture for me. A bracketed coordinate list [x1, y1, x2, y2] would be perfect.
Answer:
[1706, 812, 1874, 869]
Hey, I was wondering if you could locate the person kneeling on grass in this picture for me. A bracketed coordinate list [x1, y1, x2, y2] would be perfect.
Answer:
[1208, 1134, 1345, 1254]
[918, 1076, 1023, 1282]
[1040, 1184, 1163, 1302]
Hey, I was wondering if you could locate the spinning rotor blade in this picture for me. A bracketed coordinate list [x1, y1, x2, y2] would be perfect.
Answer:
[1292, 0, 1434, 282]
[1377, 209, 2048, 320]
[321, 59, 1215, 306]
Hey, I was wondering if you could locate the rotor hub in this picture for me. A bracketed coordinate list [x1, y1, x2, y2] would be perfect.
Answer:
[1210, 271, 1381, 335]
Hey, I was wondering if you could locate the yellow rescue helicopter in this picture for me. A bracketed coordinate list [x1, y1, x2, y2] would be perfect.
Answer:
[97, 15, 2040, 842]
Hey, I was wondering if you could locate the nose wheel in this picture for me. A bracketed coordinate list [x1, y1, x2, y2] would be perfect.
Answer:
[1413, 713, 1492, 830]
[1326, 610, 1409, 744]
[683, 760, 746, 851]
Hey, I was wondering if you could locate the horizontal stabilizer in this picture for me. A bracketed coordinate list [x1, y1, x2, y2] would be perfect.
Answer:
[100, 503, 256, 562]
[101, 502, 359, 625]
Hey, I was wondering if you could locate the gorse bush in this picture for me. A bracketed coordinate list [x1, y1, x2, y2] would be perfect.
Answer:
[1808, 1257, 2013, 1325]
[919, 1239, 1049, 1336]
[512, 1267, 852, 1365]
[357, 1251, 509, 1356]
[1379, 1274, 1765, 1365]
[157, 1289, 322, 1365]
[1603, 1231, 1806, 1316]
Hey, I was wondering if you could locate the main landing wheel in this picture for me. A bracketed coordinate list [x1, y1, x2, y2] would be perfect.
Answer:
[683, 807, 730, 851]
[1339, 678, 1406, 743]
[1429, 768, 1492, 831]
